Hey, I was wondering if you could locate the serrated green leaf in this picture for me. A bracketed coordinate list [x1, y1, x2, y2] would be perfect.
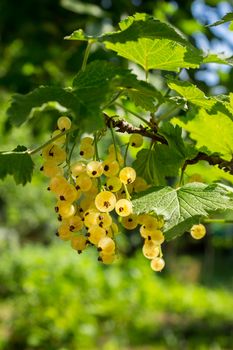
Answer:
[132, 182, 233, 240]
[133, 149, 163, 185]
[73, 60, 163, 114]
[167, 78, 216, 109]
[7, 84, 105, 132]
[0, 146, 34, 185]
[7, 86, 81, 126]
[202, 53, 233, 66]
[102, 14, 202, 71]
[66, 13, 202, 71]
[207, 12, 233, 27]
[72, 61, 133, 119]
[172, 108, 233, 161]
[121, 75, 163, 112]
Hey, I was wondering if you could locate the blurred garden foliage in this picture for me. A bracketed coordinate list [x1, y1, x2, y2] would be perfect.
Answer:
[0, 0, 233, 349]
[0, 243, 232, 350]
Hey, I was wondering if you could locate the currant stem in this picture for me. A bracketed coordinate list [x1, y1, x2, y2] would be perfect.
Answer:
[124, 142, 130, 167]
[81, 41, 93, 72]
[102, 90, 123, 110]
[123, 183, 131, 200]
[109, 121, 119, 162]
[115, 102, 151, 127]
[94, 132, 100, 161]
[28, 128, 77, 156]
[203, 219, 233, 224]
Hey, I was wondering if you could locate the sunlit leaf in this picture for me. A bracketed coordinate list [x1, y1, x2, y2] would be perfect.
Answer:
[132, 182, 233, 240]
[167, 78, 216, 109]
[66, 13, 203, 71]
[172, 108, 233, 161]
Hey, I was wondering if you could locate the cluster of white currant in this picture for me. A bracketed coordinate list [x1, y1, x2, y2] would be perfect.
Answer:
[40, 116, 206, 271]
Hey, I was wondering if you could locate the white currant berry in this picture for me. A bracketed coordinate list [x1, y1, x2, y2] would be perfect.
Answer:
[95, 191, 117, 213]
[150, 257, 165, 272]
[115, 199, 133, 217]
[86, 161, 103, 178]
[190, 224, 206, 240]
[121, 214, 138, 230]
[57, 116, 72, 131]
[119, 167, 136, 185]
[129, 134, 143, 148]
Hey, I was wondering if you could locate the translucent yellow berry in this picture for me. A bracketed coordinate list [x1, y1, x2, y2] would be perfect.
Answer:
[119, 167, 136, 185]
[121, 214, 138, 230]
[129, 134, 143, 148]
[95, 191, 117, 213]
[150, 257, 165, 272]
[57, 116, 72, 131]
[71, 235, 87, 253]
[190, 224, 206, 240]
[115, 199, 133, 217]
[86, 161, 103, 178]
[142, 239, 160, 259]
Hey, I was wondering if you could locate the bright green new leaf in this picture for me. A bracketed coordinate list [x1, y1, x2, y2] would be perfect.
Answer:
[0, 146, 34, 185]
[132, 182, 233, 240]
[167, 78, 216, 109]
[66, 13, 202, 71]
[102, 13, 202, 71]
[202, 53, 233, 66]
[173, 108, 233, 161]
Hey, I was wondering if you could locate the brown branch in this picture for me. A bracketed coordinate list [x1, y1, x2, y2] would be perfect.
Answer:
[183, 152, 233, 175]
[104, 114, 233, 175]
[104, 114, 167, 145]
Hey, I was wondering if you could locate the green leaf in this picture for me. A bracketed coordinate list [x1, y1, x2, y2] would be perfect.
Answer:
[172, 108, 233, 161]
[207, 12, 233, 28]
[0, 146, 34, 185]
[64, 29, 97, 41]
[72, 61, 132, 121]
[167, 78, 216, 109]
[120, 74, 164, 112]
[7, 86, 81, 127]
[133, 148, 163, 185]
[7, 84, 105, 132]
[202, 53, 233, 66]
[66, 13, 203, 71]
[132, 182, 233, 240]
[102, 14, 202, 71]
[73, 60, 163, 114]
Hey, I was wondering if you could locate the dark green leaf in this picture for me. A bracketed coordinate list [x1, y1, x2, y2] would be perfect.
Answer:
[132, 182, 233, 240]
[7, 86, 81, 126]
[7, 85, 104, 132]
[0, 146, 34, 185]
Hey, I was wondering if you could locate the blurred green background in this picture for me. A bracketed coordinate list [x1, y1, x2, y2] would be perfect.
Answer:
[0, 0, 233, 349]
